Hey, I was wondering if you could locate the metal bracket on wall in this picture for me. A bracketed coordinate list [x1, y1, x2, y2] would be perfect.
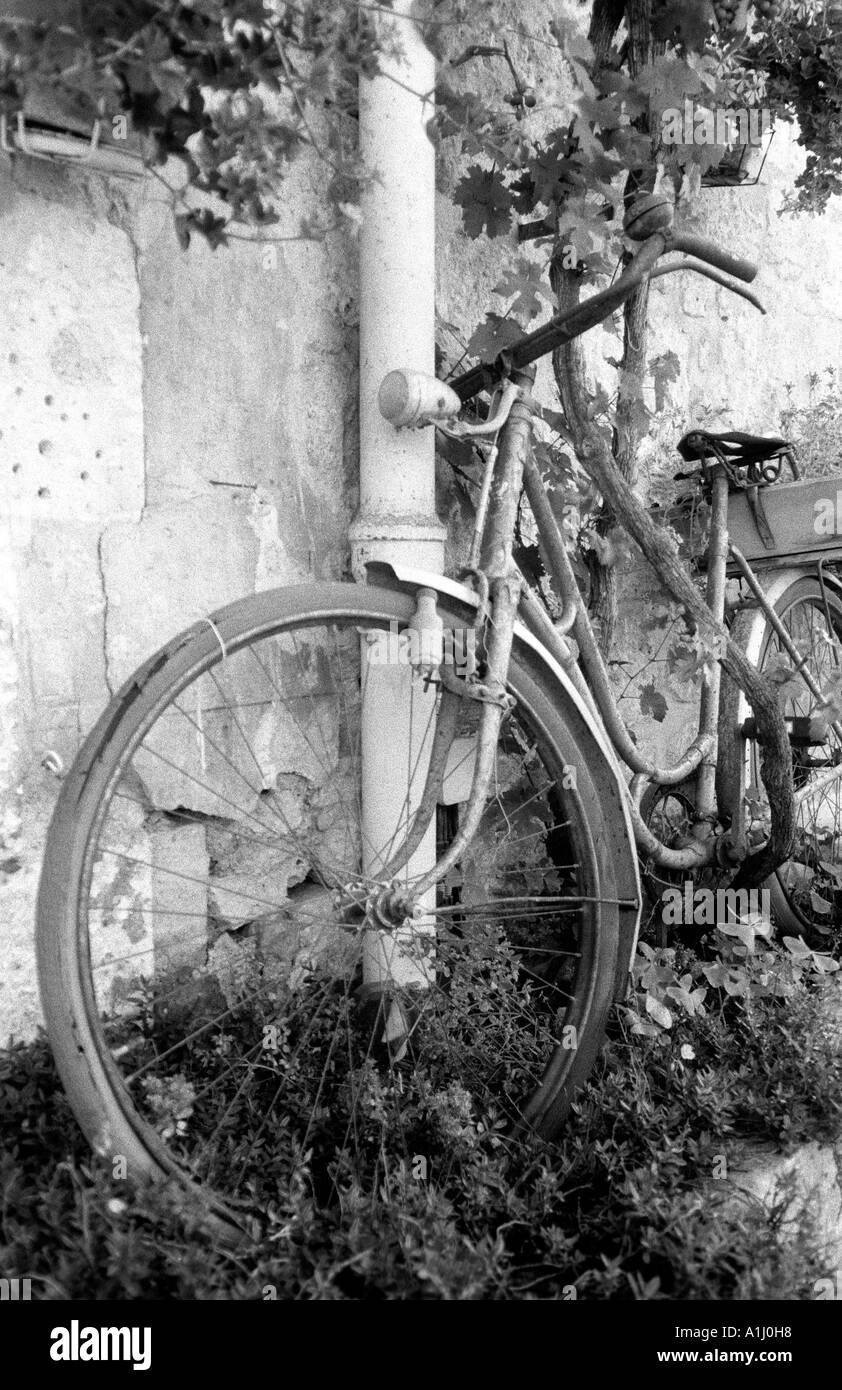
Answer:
[0, 112, 144, 178]
[2, 112, 102, 162]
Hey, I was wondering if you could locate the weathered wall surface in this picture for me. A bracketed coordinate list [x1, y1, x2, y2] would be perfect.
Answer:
[1, 159, 145, 1038]
[2, 12, 842, 1038]
[0, 150, 357, 1039]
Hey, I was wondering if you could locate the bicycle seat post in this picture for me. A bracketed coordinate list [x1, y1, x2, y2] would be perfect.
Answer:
[694, 458, 730, 838]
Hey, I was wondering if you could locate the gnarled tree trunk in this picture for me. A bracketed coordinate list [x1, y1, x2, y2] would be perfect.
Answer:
[549, 1, 794, 883]
[553, 0, 657, 654]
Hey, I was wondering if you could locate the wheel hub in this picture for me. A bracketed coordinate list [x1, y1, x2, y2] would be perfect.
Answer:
[333, 880, 417, 931]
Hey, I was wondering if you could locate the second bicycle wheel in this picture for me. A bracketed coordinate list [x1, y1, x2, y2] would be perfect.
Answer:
[752, 576, 842, 940]
[37, 582, 633, 1238]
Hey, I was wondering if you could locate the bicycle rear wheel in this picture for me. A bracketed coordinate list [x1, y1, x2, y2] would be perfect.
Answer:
[752, 576, 842, 940]
[37, 582, 631, 1238]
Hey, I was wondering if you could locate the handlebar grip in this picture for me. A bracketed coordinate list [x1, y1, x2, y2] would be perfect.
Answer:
[669, 232, 758, 284]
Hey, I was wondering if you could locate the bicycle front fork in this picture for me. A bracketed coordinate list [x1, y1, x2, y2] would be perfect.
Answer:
[367, 382, 537, 922]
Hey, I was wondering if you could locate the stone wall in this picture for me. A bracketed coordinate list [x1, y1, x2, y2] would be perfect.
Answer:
[0, 151, 357, 1039]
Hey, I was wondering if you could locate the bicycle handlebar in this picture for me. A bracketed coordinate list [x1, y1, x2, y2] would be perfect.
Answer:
[650, 258, 766, 314]
[667, 231, 757, 284]
[448, 228, 760, 404]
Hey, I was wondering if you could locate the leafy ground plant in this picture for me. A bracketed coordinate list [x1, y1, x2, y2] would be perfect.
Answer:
[2, 919, 840, 1300]
[779, 368, 842, 479]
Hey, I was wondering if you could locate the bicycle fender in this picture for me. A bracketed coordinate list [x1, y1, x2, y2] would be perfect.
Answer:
[732, 567, 806, 729]
[365, 560, 642, 989]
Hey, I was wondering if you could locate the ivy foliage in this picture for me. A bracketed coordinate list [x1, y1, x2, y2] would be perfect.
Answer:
[1, 3, 840, 256]
[745, 1, 842, 212]
[0, 0, 393, 247]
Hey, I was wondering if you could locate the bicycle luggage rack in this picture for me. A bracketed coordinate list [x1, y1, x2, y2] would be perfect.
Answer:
[726, 475, 842, 572]
[660, 452, 842, 633]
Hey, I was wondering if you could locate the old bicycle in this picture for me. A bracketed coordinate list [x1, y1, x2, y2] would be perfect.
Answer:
[36, 194, 842, 1238]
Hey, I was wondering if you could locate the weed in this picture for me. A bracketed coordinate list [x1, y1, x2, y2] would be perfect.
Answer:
[1, 924, 837, 1300]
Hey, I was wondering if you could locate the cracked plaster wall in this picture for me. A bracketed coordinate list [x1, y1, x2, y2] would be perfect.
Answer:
[0, 150, 356, 1039]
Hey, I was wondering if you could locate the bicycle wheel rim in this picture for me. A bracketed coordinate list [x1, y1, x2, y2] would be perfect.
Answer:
[753, 578, 842, 938]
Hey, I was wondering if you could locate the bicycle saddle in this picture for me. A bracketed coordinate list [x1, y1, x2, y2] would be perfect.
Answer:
[677, 430, 792, 465]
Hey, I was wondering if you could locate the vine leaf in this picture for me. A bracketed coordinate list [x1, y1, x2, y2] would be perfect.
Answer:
[174, 212, 192, 251]
[453, 165, 514, 239]
[639, 681, 668, 723]
[666, 638, 709, 689]
[533, 439, 577, 493]
[465, 313, 523, 363]
[634, 54, 705, 110]
[649, 350, 681, 413]
[551, 25, 596, 98]
[623, 396, 652, 441]
[587, 382, 613, 420]
[434, 84, 499, 156]
[762, 655, 806, 705]
[493, 257, 553, 323]
[595, 68, 649, 119]
[174, 209, 229, 251]
[816, 665, 842, 726]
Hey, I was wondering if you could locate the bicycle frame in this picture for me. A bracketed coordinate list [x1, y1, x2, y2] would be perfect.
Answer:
[381, 381, 842, 899]
[375, 210, 842, 904]
[520, 438, 738, 870]
[486, 386, 730, 874]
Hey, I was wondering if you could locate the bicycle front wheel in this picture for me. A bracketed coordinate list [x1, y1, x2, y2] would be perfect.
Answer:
[37, 582, 628, 1238]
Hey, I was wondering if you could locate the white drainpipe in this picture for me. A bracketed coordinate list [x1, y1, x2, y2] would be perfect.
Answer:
[350, 1, 445, 1003]
[350, 0, 444, 577]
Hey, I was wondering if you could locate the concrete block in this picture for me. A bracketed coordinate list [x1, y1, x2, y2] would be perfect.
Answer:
[209, 854, 305, 932]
